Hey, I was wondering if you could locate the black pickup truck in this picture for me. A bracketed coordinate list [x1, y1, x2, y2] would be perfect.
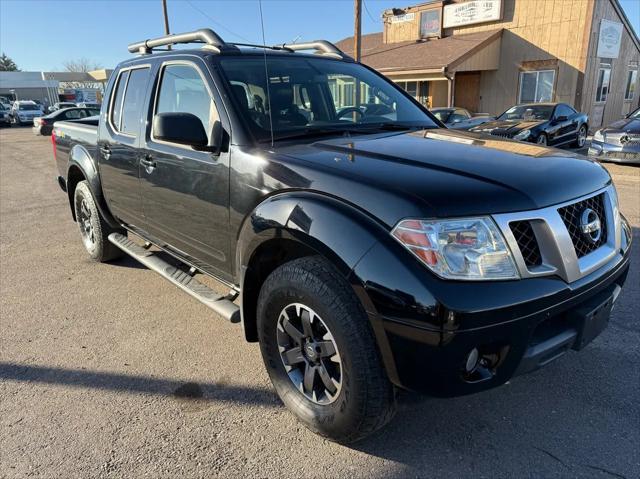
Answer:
[52, 29, 632, 443]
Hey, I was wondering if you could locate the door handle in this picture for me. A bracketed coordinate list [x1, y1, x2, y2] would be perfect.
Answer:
[99, 146, 111, 160]
[140, 155, 157, 171]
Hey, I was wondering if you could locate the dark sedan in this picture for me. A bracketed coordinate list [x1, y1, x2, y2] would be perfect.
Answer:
[589, 107, 640, 165]
[470, 102, 589, 148]
[431, 107, 494, 130]
[32, 107, 100, 136]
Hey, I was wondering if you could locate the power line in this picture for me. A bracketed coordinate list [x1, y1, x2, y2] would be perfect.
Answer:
[185, 0, 253, 43]
[363, 0, 378, 24]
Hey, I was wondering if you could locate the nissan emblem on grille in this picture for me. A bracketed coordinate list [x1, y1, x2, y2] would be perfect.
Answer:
[580, 208, 601, 243]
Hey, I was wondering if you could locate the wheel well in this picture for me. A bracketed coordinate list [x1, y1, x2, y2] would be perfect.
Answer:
[66, 165, 86, 221]
[241, 238, 318, 342]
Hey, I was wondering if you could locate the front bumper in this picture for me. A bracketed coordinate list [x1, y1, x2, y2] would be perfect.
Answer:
[351, 216, 632, 397]
[589, 139, 640, 164]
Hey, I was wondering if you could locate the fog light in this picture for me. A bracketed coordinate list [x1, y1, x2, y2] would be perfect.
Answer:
[465, 348, 479, 373]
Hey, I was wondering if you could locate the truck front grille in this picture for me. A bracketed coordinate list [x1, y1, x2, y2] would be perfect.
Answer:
[558, 193, 607, 258]
[509, 221, 542, 267]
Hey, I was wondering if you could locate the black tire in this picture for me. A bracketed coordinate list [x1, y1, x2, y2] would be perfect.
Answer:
[257, 256, 396, 443]
[73, 180, 124, 262]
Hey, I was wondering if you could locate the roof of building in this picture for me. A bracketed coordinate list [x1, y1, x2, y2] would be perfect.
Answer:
[335, 29, 502, 73]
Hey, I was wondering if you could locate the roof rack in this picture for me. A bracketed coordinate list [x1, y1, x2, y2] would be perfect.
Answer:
[127, 28, 351, 61]
[127, 28, 239, 54]
[276, 41, 352, 60]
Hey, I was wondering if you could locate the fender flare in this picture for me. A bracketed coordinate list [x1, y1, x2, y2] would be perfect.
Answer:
[67, 144, 120, 229]
[235, 192, 403, 383]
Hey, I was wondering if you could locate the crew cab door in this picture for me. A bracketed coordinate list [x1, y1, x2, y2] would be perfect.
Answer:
[98, 65, 151, 227]
[138, 59, 232, 279]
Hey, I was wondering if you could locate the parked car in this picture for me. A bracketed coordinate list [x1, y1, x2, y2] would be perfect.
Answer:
[589, 107, 640, 165]
[470, 102, 589, 148]
[1, 96, 13, 110]
[48, 102, 77, 113]
[10, 100, 43, 126]
[0, 104, 11, 127]
[76, 102, 101, 109]
[431, 107, 494, 130]
[51, 29, 631, 443]
[33, 107, 100, 136]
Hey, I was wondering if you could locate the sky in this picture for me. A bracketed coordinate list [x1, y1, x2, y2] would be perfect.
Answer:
[1, 0, 639, 72]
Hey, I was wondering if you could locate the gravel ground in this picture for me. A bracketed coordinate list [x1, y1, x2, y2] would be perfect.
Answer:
[0, 127, 638, 479]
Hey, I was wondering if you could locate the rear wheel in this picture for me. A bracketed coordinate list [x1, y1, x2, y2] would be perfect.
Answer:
[573, 125, 587, 148]
[73, 180, 124, 262]
[257, 256, 396, 443]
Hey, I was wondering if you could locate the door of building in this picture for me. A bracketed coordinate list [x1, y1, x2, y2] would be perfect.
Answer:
[455, 72, 481, 113]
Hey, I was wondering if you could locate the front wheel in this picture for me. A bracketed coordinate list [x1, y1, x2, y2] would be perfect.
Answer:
[536, 133, 547, 145]
[73, 180, 124, 262]
[257, 256, 396, 443]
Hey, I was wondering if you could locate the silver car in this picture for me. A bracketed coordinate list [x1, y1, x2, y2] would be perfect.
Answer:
[589, 107, 640, 165]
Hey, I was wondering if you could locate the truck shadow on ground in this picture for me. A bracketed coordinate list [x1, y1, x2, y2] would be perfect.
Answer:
[0, 362, 280, 409]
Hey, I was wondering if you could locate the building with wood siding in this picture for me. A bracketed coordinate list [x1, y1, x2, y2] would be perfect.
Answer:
[336, 0, 640, 130]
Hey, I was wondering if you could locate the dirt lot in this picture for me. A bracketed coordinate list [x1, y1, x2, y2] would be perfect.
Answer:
[1, 126, 638, 478]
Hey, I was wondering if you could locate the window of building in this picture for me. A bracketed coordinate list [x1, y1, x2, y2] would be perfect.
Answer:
[155, 63, 218, 142]
[624, 69, 638, 100]
[518, 70, 555, 103]
[595, 66, 611, 103]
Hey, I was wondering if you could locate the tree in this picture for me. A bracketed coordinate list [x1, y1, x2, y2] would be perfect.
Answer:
[61, 58, 103, 89]
[0, 53, 19, 71]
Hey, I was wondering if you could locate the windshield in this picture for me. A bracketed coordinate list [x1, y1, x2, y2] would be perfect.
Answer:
[629, 108, 640, 119]
[432, 109, 452, 123]
[19, 104, 40, 111]
[498, 104, 553, 121]
[218, 56, 437, 141]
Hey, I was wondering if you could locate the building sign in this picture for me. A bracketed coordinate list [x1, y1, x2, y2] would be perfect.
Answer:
[596, 19, 623, 59]
[420, 9, 441, 38]
[443, 0, 502, 28]
[390, 12, 415, 23]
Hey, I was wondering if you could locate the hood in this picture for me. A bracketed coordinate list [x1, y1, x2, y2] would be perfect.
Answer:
[471, 119, 545, 134]
[271, 128, 610, 224]
[602, 117, 640, 134]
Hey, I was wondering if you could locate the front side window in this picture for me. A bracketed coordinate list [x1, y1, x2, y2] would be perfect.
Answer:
[554, 104, 575, 119]
[518, 70, 555, 103]
[624, 69, 637, 100]
[155, 63, 218, 142]
[595, 66, 611, 103]
[218, 56, 436, 142]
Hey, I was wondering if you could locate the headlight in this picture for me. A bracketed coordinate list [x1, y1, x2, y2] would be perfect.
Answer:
[593, 129, 604, 142]
[391, 217, 519, 280]
[513, 129, 531, 140]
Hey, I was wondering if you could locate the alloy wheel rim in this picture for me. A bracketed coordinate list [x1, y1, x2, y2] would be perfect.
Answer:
[578, 127, 586, 147]
[276, 303, 342, 405]
[78, 198, 96, 249]
[537, 135, 546, 145]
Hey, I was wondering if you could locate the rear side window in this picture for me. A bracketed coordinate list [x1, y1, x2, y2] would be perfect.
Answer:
[121, 68, 150, 135]
[110, 70, 129, 131]
[155, 63, 218, 142]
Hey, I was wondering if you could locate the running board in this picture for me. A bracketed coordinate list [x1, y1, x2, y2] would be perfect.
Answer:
[108, 233, 240, 323]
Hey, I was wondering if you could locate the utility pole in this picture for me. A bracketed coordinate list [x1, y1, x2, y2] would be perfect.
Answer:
[354, 0, 362, 113]
[354, 0, 362, 62]
[162, 0, 172, 49]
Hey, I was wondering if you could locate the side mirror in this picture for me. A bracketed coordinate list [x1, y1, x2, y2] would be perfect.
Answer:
[153, 112, 209, 150]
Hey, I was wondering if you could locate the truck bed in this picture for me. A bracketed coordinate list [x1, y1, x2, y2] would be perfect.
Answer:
[52, 118, 99, 182]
